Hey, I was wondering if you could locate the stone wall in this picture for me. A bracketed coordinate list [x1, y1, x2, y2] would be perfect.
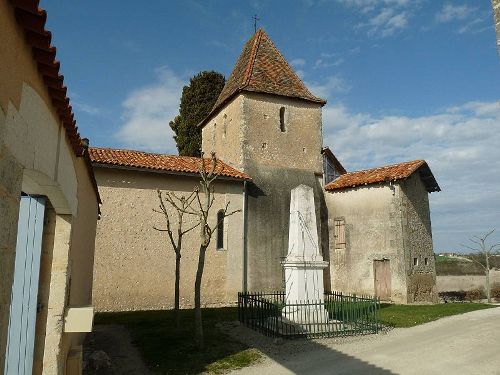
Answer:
[202, 91, 325, 292]
[0, 2, 99, 372]
[245, 165, 326, 291]
[493, 0, 500, 56]
[325, 184, 408, 303]
[201, 95, 244, 170]
[437, 270, 500, 292]
[400, 174, 437, 302]
[241, 92, 323, 172]
[92, 167, 245, 311]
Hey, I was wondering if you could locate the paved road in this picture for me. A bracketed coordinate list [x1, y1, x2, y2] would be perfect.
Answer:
[233, 307, 500, 375]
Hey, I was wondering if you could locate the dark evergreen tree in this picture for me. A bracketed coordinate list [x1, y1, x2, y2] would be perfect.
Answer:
[170, 71, 225, 156]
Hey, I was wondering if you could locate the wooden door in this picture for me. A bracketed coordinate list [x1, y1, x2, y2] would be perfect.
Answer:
[4, 195, 45, 375]
[374, 259, 391, 300]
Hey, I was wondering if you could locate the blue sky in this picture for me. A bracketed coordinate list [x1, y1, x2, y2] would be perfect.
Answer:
[42, 0, 500, 252]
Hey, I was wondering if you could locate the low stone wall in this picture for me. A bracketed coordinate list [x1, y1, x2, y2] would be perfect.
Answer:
[436, 270, 500, 292]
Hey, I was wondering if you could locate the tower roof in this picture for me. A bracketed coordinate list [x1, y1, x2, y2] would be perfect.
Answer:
[200, 29, 326, 127]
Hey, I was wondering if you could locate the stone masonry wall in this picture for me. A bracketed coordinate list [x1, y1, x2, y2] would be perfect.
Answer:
[92, 168, 245, 311]
[326, 184, 408, 303]
[244, 165, 326, 291]
[202, 95, 244, 170]
[241, 92, 323, 172]
[240, 92, 325, 291]
[493, 0, 500, 56]
[0, 135, 23, 372]
[202, 91, 325, 292]
[400, 174, 437, 303]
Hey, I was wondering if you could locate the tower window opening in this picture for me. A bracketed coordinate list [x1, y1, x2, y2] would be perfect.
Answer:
[279, 107, 286, 132]
[223, 114, 227, 139]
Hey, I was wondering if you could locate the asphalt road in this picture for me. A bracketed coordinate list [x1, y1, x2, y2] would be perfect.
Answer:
[233, 306, 500, 375]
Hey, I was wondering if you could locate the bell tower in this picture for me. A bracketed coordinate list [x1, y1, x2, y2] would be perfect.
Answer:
[200, 29, 328, 291]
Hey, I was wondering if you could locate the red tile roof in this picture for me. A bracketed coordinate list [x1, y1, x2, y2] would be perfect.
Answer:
[200, 29, 326, 127]
[325, 160, 440, 193]
[89, 147, 251, 181]
[9, 0, 83, 155]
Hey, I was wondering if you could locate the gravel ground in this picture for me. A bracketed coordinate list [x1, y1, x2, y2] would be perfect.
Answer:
[225, 306, 500, 375]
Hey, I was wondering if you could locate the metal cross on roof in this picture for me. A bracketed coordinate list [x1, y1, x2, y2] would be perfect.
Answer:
[253, 14, 260, 33]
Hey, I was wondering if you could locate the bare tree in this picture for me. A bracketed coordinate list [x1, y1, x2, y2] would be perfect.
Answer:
[191, 152, 240, 349]
[154, 152, 240, 348]
[153, 190, 199, 326]
[462, 229, 500, 303]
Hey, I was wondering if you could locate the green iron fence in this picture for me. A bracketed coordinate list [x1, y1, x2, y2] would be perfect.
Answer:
[238, 291, 380, 338]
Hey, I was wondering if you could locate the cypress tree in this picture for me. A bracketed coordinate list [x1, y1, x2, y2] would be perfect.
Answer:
[170, 71, 225, 156]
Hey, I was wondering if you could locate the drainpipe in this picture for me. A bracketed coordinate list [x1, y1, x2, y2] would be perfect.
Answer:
[242, 180, 249, 292]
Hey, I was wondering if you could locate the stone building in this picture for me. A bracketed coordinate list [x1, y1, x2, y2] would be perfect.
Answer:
[90, 28, 440, 310]
[1, 1, 100, 373]
[325, 160, 440, 303]
[200, 29, 327, 292]
[89, 148, 249, 311]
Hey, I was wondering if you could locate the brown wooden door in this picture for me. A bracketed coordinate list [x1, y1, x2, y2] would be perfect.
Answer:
[374, 259, 391, 300]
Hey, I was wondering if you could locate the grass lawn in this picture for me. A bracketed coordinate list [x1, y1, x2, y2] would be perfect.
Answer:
[94, 307, 261, 374]
[94, 303, 497, 373]
[378, 303, 497, 327]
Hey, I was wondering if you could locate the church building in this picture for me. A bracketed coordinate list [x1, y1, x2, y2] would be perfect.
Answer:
[90, 29, 440, 310]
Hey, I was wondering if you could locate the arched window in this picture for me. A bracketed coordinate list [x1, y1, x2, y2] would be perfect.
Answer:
[279, 107, 286, 132]
[216, 210, 224, 250]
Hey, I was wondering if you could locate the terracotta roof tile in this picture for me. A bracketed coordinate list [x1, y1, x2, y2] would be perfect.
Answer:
[89, 147, 252, 181]
[200, 29, 325, 127]
[325, 160, 440, 193]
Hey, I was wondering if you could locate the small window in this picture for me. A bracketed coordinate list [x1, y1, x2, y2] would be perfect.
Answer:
[424, 257, 429, 266]
[323, 154, 341, 185]
[212, 123, 217, 149]
[279, 107, 286, 132]
[222, 114, 227, 139]
[216, 210, 224, 250]
[413, 257, 418, 266]
[334, 218, 346, 249]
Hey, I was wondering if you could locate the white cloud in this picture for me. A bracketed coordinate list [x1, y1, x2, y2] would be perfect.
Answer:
[307, 75, 351, 98]
[336, 0, 415, 37]
[116, 66, 185, 153]
[314, 57, 344, 69]
[435, 3, 471, 23]
[73, 102, 103, 115]
[322, 100, 500, 251]
[336, 0, 410, 14]
[434, 3, 489, 34]
[366, 8, 409, 36]
[290, 58, 306, 68]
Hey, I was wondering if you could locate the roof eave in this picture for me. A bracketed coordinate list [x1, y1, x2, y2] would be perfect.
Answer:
[91, 162, 251, 182]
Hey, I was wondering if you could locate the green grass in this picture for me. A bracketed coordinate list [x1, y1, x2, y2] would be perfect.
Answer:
[93, 303, 497, 373]
[378, 303, 497, 327]
[94, 307, 261, 374]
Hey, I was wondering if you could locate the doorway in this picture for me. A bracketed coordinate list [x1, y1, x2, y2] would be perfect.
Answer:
[4, 195, 46, 375]
[374, 259, 391, 300]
